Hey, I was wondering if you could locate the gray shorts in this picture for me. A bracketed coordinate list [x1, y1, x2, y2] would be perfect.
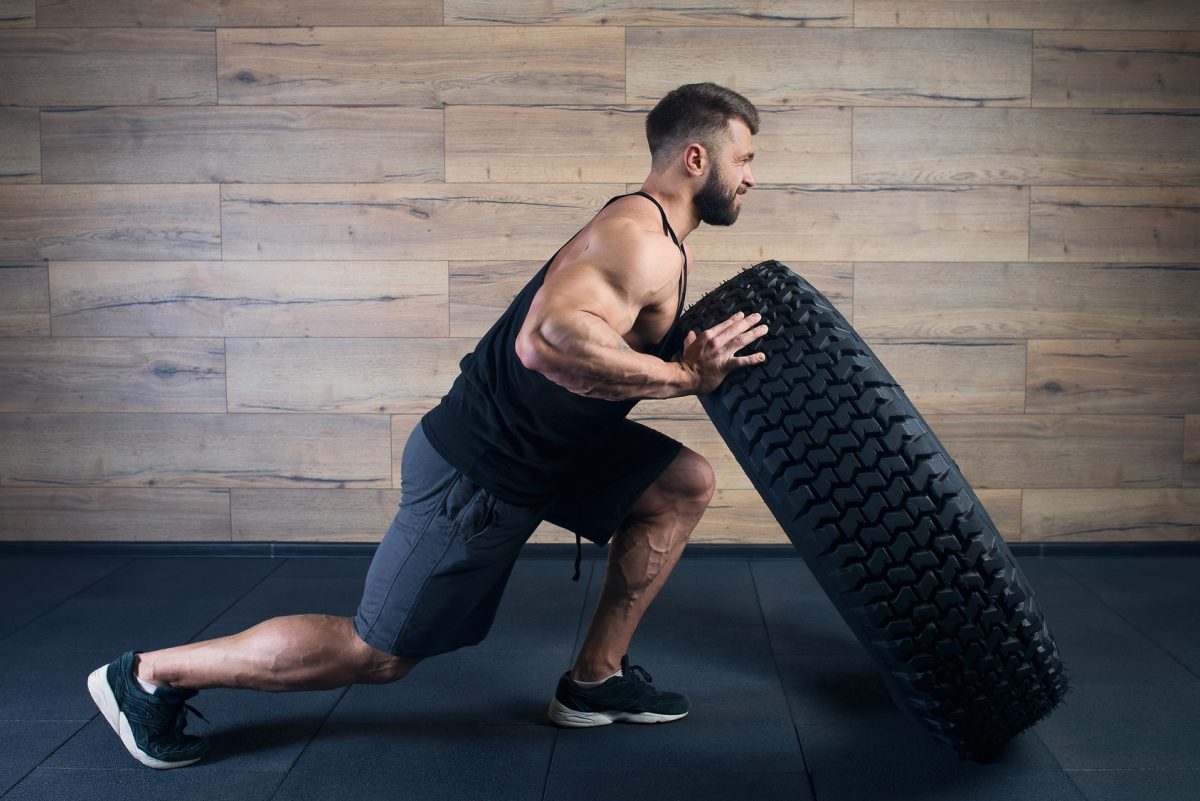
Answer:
[352, 419, 683, 659]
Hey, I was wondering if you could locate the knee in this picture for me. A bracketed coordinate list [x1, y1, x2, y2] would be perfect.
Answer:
[670, 450, 716, 511]
[348, 632, 420, 684]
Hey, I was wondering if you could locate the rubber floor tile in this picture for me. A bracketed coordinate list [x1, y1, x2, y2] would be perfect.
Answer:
[195, 576, 366, 624]
[1014, 558, 1103, 610]
[328, 643, 574, 726]
[615, 624, 779, 687]
[268, 557, 373, 579]
[45, 686, 346, 774]
[551, 682, 802, 775]
[757, 587, 861, 655]
[1033, 683, 1200, 769]
[804, 722, 1081, 801]
[748, 557, 825, 595]
[544, 771, 815, 801]
[0, 557, 127, 639]
[3, 767, 285, 801]
[1065, 768, 1200, 801]
[271, 723, 554, 801]
[0, 650, 128, 720]
[776, 651, 914, 732]
[80, 557, 279, 602]
[0, 720, 87, 796]
[1045, 602, 1197, 685]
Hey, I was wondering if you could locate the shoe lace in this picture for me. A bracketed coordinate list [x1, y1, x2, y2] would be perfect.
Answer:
[625, 664, 654, 685]
[170, 702, 208, 738]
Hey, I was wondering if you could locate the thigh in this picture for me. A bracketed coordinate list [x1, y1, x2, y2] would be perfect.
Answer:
[353, 424, 543, 658]
[542, 418, 684, 547]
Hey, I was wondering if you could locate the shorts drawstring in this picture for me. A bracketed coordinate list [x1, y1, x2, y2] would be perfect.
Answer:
[572, 532, 582, 582]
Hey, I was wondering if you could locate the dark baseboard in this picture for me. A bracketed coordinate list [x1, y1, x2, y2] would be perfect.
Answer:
[0, 540, 1198, 559]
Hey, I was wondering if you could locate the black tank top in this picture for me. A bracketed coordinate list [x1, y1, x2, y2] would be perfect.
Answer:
[421, 191, 688, 506]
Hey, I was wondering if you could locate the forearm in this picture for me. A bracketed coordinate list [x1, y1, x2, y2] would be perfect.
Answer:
[520, 311, 699, 401]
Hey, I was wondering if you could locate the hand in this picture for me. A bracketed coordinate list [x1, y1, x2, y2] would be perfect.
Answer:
[680, 310, 769, 395]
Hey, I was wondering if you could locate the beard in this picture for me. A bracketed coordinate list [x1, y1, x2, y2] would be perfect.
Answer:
[693, 164, 741, 226]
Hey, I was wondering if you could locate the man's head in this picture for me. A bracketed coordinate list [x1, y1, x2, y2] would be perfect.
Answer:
[645, 83, 760, 226]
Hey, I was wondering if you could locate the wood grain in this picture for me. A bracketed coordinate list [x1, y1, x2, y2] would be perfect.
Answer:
[1033, 31, 1200, 109]
[1022, 489, 1200, 542]
[227, 338, 475, 414]
[232, 489, 401, 542]
[854, 262, 1200, 340]
[683, 184, 1028, 262]
[1027, 339, 1200, 415]
[218, 27, 624, 106]
[0, 265, 48, 336]
[0, 488, 232, 541]
[856, 1, 1200, 29]
[0, 185, 221, 262]
[0, 28, 216, 105]
[0, 109, 38, 183]
[446, 105, 850, 184]
[923, 413, 1183, 489]
[221, 183, 624, 261]
[627, 28, 1031, 106]
[0, 412, 391, 488]
[49, 260, 448, 338]
[1186, 416, 1199, 487]
[445, 0, 851, 26]
[854, 108, 1200, 185]
[0, 0, 34, 26]
[1032, 187, 1200, 263]
[36, 0, 441, 26]
[0, 337, 225, 412]
[867, 340, 1026, 414]
[40, 107, 444, 184]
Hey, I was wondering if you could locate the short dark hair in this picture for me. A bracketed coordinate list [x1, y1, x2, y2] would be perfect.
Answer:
[645, 83, 760, 171]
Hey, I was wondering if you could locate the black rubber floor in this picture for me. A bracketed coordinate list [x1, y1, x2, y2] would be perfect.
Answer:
[1, 551, 1197, 800]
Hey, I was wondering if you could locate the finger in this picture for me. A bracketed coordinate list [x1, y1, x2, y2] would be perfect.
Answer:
[715, 314, 765, 349]
[731, 352, 768, 369]
[705, 311, 745, 339]
[684, 329, 698, 346]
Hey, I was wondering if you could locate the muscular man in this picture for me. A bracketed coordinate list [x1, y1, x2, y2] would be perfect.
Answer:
[87, 82, 766, 769]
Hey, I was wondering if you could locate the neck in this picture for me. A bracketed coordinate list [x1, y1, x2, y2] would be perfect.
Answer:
[636, 177, 700, 240]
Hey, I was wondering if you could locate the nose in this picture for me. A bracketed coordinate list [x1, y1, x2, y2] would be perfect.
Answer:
[743, 165, 757, 188]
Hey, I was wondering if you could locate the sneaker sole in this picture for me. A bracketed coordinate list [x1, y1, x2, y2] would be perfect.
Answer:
[86, 665, 201, 770]
[547, 697, 688, 728]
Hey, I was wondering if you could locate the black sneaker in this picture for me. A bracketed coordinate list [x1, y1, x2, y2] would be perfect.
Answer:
[86, 651, 209, 769]
[548, 655, 689, 727]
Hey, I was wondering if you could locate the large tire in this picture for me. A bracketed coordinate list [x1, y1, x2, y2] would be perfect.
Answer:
[666, 260, 1070, 761]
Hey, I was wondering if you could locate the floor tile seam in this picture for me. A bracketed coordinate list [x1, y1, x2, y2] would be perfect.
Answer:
[0, 718, 90, 801]
[0, 718, 93, 723]
[1065, 767, 1200, 772]
[746, 558, 817, 800]
[266, 684, 351, 801]
[0, 558, 134, 647]
[184, 557, 292, 645]
[1039, 558, 1200, 680]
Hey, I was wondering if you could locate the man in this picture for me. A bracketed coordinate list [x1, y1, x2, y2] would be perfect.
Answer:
[87, 82, 768, 769]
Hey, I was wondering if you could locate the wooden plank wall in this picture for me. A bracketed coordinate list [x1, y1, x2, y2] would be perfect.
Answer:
[1, 1, 1199, 547]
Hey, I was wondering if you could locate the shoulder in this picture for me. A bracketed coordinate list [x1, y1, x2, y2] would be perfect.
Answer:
[586, 216, 685, 295]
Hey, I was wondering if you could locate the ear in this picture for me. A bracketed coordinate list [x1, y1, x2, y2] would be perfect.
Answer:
[682, 142, 709, 177]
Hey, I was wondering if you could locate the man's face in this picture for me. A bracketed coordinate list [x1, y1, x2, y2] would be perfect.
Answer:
[693, 118, 756, 227]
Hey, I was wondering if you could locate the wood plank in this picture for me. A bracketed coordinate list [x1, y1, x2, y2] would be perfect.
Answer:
[866, 340, 1025, 415]
[218, 27, 624, 106]
[854, 108, 1200, 185]
[1022, 489, 1200, 543]
[683, 184, 1028, 262]
[0, 108, 38, 183]
[232, 489, 400, 542]
[227, 338, 475, 414]
[449, 259, 851, 340]
[627, 28, 1030, 106]
[856, 1, 1200, 29]
[0, 488, 232, 541]
[50, 260, 448, 338]
[1031, 187, 1200, 263]
[0, 0, 34, 26]
[0, 264, 48, 336]
[221, 183, 625, 261]
[1033, 31, 1200, 109]
[0, 412, 391, 488]
[0, 185, 221, 262]
[445, 0, 851, 26]
[854, 262, 1200, 340]
[0, 337, 226, 412]
[923, 413, 1183, 489]
[36, 0, 440, 26]
[0, 28, 215, 105]
[41, 107, 443, 184]
[1186, 415, 1198, 487]
[975, 489, 1022, 542]
[1027, 340, 1200, 415]
[446, 105, 849, 184]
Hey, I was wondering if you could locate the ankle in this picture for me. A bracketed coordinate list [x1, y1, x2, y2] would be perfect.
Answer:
[570, 662, 623, 684]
